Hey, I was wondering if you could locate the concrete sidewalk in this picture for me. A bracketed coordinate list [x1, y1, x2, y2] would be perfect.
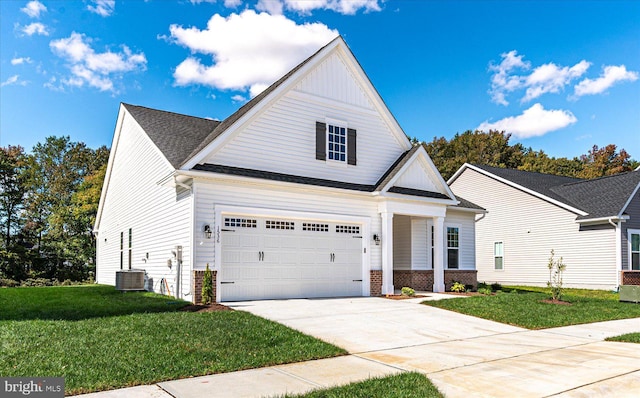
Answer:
[78, 297, 640, 398]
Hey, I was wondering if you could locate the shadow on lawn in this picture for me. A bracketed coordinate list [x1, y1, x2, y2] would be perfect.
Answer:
[0, 285, 188, 321]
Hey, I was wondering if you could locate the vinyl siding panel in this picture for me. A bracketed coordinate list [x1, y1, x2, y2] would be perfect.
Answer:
[622, 190, 640, 270]
[295, 52, 374, 110]
[96, 112, 192, 299]
[444, 210, 476, 270]
[451, 169, 617, 289]
[393, 215, 412, 270]
[411, 218, 429, 270]
[395, 161, 439, 192]
[205, 85, 404, 186]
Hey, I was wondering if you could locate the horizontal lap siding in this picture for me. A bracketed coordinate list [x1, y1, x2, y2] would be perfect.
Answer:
[451, 169, 616, 289]
[206, 91, 404, 186]
[96, 113, 192, 299]
[193, 179, 381, 271]
[445, 210, 477, 270]
[622, 191, 640, 270]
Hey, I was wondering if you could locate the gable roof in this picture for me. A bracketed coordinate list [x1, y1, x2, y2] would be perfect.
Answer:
[124, 104, 220, 168]
[450, 163, 640, 222]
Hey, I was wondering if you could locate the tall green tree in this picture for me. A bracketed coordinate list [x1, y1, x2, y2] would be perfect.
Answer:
[0, 146, 26, 249]
[578, 144, 635, 179]
[518, 148, 583, 177]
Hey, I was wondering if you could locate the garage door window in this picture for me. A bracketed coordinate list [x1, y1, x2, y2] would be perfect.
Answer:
[336, 225, 360, 234]
[224, 218, 257, 228]
[266, 220, 295, 230]
[303, 223, 328, 232]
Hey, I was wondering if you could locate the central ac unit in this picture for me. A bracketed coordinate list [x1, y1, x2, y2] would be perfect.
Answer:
[115, 270, 145, 291]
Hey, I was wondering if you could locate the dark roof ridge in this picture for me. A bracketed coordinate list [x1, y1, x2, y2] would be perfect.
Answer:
[470, 163, 584, 182]
[374, 145, 420, 190]
[122, 103, 219, 122]
[556, 169, 638, 187]
[180, 35, 342, 167]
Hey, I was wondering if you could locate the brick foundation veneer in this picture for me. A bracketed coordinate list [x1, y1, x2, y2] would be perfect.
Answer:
[621, 271, 640, 286]
[192, 270, 217, 304]
[392, 269, 478, 291]
[370, 270, 383, 296]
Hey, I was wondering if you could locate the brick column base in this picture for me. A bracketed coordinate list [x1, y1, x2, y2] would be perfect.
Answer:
[192, 270, 217, 304]
[444, 270, 478, 291]
[370, 270, 383, 296]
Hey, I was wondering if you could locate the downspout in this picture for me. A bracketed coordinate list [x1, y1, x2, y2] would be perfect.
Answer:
[608, 218, 622, 289]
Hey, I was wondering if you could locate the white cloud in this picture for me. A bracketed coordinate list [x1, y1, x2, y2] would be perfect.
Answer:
[257, 0, 284, 15]
[22, 22, 49, 36]
[284, 0, 381, 15]
[1, 75, 20, 87]
[87, 0, 115, 17]
[522, 60, 590, 102]
[21, 1, 47, 18]
[489, 51, 590, 105]
[169, 10, 337, 96]
[224, 0, 242, 6]
[50, 32, 147, 92]
[231, 94, 247, 102]
[11, 57, 33, 65]
[573, 65, 639, 97]
[477, 103, 577, 139]
[488, 50, 529, 106]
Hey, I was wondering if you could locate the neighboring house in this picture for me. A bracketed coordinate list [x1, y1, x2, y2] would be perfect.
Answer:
[449, 163, 640, 290]
[94, 37, 482, 303]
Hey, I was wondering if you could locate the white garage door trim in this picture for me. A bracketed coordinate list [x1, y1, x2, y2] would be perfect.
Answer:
[213, 205, 371, 302]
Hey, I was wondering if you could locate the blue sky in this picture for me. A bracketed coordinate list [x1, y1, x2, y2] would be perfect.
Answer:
[1, 0, 639, 160]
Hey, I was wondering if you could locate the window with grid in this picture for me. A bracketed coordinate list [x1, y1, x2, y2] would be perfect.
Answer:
[447, 227, 459, 269]
[494, 242, 504, 270]
[120, 232, 124, 270]
[303, 223, 328, 232]
[128, 228, 132, 270]
[336, 225, 360, 234]
[224, 218, 257, 228]
[266, 220, 295, 230]
[327, 124, 346, 162]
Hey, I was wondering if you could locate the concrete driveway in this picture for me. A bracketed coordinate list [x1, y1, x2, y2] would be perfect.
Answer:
[228, 296, 640, 397]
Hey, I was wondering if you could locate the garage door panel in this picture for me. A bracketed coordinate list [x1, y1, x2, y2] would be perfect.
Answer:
[221, 216, 363, 301]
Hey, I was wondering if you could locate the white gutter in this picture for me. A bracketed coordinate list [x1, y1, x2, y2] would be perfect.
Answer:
[608, 218, 622, 288]
[578, 215, 629, 224]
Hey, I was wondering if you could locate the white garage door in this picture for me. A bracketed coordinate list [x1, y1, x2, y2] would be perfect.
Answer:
[220, 215, 363, 301]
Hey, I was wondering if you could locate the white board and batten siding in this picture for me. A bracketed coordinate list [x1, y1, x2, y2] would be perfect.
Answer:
[203, 51, 407, 186]
[451, 168, 617, 289]
[96, 110, 192, 299]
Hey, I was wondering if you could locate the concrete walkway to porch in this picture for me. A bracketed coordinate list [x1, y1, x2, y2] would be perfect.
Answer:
[79, 295, 640, 398]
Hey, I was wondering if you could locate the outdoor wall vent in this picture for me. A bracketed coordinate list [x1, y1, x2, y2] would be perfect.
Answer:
[115, 270, 145, 291]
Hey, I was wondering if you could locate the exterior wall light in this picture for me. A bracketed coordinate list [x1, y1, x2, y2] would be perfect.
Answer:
[373, 234, 381, 245]
[204, 224, 212, 239]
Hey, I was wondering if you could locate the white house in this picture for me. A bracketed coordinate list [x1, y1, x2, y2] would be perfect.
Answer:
[449, 163, 640, 290]
[94, 37, 482, 303]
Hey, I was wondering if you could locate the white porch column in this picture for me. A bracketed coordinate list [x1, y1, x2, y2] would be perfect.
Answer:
[381, 211, 394, 295]
[433, 216, 445, 292]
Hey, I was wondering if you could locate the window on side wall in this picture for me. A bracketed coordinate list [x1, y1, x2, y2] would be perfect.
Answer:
[447, 226, 459, 269]
[120, 232, 124, 270]
[128, 228, 132, 270]
[630, 231, 640, 270]
[494, 242, 504, 270]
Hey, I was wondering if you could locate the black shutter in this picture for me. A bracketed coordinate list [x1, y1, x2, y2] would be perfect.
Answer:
[347, 128, 357, 165]
[316, 121, 326, 160]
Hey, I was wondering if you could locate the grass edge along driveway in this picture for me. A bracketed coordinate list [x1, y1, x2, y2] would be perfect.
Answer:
[0, 285, 345, 395]
[423, 286, 640, 329]
[606, 332, 640, 343]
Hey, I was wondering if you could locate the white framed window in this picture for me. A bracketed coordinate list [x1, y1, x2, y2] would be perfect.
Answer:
[446, 226, 459, 269]
[120, 232, 124, 270]
[494, 241, 504, 270]
[629, 229, 640, 270]
[327, 124, 346, 162]
[128, 228, 132, 270]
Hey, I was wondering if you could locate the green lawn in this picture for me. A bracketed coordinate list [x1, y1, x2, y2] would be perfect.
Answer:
[423, 286, 640, 329]
[606, 333, 640, 344]
[279, 372, 443, 398]
[0, 285, 345, 395]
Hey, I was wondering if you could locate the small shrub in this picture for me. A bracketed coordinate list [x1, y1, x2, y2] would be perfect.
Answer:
[547, 249, 567, 301]
[201, 263, 214, 305]
[490, 282, 502, 291]
[477, 282, 490, 290]
[21, 278, 55, 287]
[478, 287, 492, 295]
[450, 281, 466, 293]
[401, 286, 415, 296]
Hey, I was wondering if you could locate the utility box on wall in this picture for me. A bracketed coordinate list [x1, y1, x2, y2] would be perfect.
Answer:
[115, 270, 145, 291]
[619, 285, 640, 303]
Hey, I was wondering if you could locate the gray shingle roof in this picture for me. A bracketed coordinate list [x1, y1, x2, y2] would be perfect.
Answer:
[123, 104, 220, 168]
[374, 145, 420, 190]
[451, 195, 485, 211]
[471, 164, 640, 220]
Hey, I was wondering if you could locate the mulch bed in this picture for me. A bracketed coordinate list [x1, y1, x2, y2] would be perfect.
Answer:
[179, 303, 234, 312]
[384, 294, 429, 300]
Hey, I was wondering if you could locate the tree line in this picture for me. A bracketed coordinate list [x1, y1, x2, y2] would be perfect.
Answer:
[1, 137, 108, 284]
[1, 131, 636, 284]
[419, 130, 638, 180]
